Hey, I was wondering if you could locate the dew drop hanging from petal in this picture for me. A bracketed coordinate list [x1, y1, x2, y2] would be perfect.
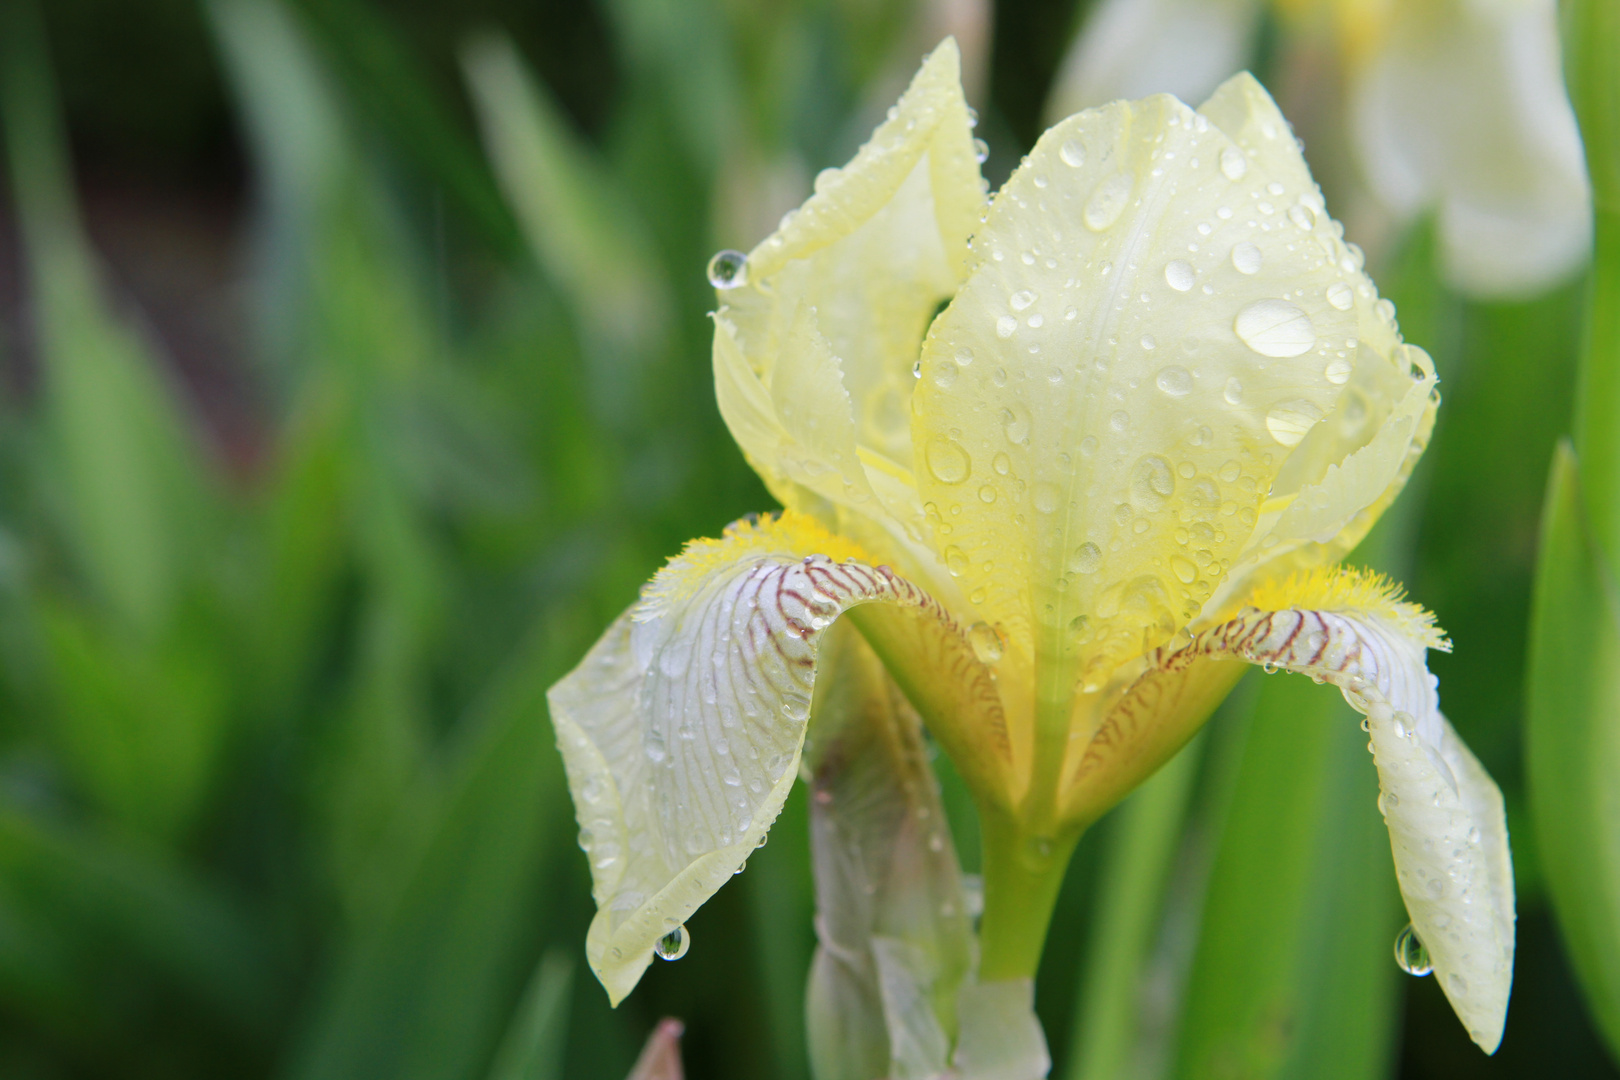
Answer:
[707, 250, 749, 289]
[1394, 923, 1432, 976]
[655, 925, 691, 961]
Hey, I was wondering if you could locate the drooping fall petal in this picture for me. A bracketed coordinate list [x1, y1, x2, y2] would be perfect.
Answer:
[547, 512, 1002, 1003]
[1115, 568, 1513, 1052]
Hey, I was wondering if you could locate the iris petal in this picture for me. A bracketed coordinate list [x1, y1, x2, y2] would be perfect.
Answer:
[1111, 569, 1514, 1052]
[548, 512, 999, 1002]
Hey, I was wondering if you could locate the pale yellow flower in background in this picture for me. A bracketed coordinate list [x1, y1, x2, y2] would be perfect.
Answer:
[548, 39, 1516, 1057]
[1048, 0, 1590, 297]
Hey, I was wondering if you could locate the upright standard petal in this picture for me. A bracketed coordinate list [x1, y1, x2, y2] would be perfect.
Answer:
[913, 73, 1390, 696]
[712, 39, 986, 591]
[1350, 0, 1590, 296]
[1115, 567, 1514, 1052]
[548, 512, 1004, 1003]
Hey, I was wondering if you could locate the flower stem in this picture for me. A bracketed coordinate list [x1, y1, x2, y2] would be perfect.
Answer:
[977, 808, 1082, 981]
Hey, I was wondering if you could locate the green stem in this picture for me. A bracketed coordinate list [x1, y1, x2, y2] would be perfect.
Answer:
[977, 808, 1081, 981]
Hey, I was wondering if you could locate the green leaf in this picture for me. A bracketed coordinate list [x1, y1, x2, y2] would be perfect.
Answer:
[487, 949, 574, 1080]
[461, 32, 670, 368]
[284, 620, 570, 1080]
[283, 0, 525, 258]
[1174, 666, 1401, 1080]
[0, 2, 215, 637]
[0, 805, 277, 1043]
[1526, 442, 1620, 1062]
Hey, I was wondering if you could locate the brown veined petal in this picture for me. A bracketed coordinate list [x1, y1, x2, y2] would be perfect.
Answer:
[547, 512, 1007, 1003]
[1085, 567, 1513, 1052]
[712, 38, 986, 594]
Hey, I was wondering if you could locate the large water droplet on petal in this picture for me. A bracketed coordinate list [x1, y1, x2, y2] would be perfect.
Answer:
[967, 622, 1005, 664]
[1155, 366, 1193, 397]
[1059, 139, 1086, 168]
[1220, 147, 1248, 180]
[1083, 173, 1133, 231]
[707, 250, 749, 289]
[1265, 399, 1326, 446]
[1129, 455, 1176, 512]
[656, 925, 691, 961]
[1394, 923, 1431, 976]
[1069, 542, 1102, 574]
[1235, 299, 1316, 358]
[925, 436, 972, 484]
[1010, 289, 1037, 311]
[1326, 281, 1354, 310]
[1230, 242, 1262, 275]
[1164, 260, 1195, 291]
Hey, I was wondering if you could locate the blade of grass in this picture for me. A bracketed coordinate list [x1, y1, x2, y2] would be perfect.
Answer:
[487, 948, 574, 1080]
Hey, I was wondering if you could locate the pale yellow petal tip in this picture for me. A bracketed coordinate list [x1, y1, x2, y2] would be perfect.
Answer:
[1248, 565, 1450, 652]
[638, 510, 874, 620]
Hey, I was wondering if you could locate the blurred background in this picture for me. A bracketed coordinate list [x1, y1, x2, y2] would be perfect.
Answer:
[0, 0, 1610, 1077]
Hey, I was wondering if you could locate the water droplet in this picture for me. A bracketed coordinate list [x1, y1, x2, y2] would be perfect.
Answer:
[993, 452, 1011, 475]
[933, 360, 958, 388]
[1230, 241, 1262, 275]
[956, 347, 974, 366]
[1288, 203, 1316, 230]
[968, 622, 1005, 664]
[1129, 455, 1176, 512]
[1156, 366, 1193, 397]
[1220, 147, 1248, 180]
[707, 250, 749, 289]
[1170, 555, 1197, 584]
[1261, 660, 1279, 674]
[1059, 139, 1085, 167]
[1069, 542, 1102, 574]
[656, 925, 691, 961]
[1141, 335, 1157, 350]
[1164, 259, 1196, 291]
[1224, 378, 1244, 404]
[1447, 972, 1468, 997]
[1265, 398, 1326, 447]
[944, 545, 969, 576]
[1394, 924, 1432, 976]
[1235, 299, 1316, 357]
[973, 137, 990, 163]
[1010, 289, 1037, 311]
[1033, 481, 1062, 514]
[1001, 403, 1032, 444]
[1083, 173, 1133, 231]
[997, 315, 1018, 339]
[1325, 356, 1352, 384]
[925, 436, 972, 484]
[978, 484, 997, 504]
[1326, 281, 1354, 311]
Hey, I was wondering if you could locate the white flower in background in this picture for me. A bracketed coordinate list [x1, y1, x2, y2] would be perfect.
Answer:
[1047, 0, 1591, 297]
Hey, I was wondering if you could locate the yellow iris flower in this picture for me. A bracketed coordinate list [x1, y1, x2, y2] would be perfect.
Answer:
[1048, 0, 1590, 297]
[549, 40, 1514, 1054]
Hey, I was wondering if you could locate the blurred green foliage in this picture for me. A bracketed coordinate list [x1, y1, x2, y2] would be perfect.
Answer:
[0, 0, 1612, 1077]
